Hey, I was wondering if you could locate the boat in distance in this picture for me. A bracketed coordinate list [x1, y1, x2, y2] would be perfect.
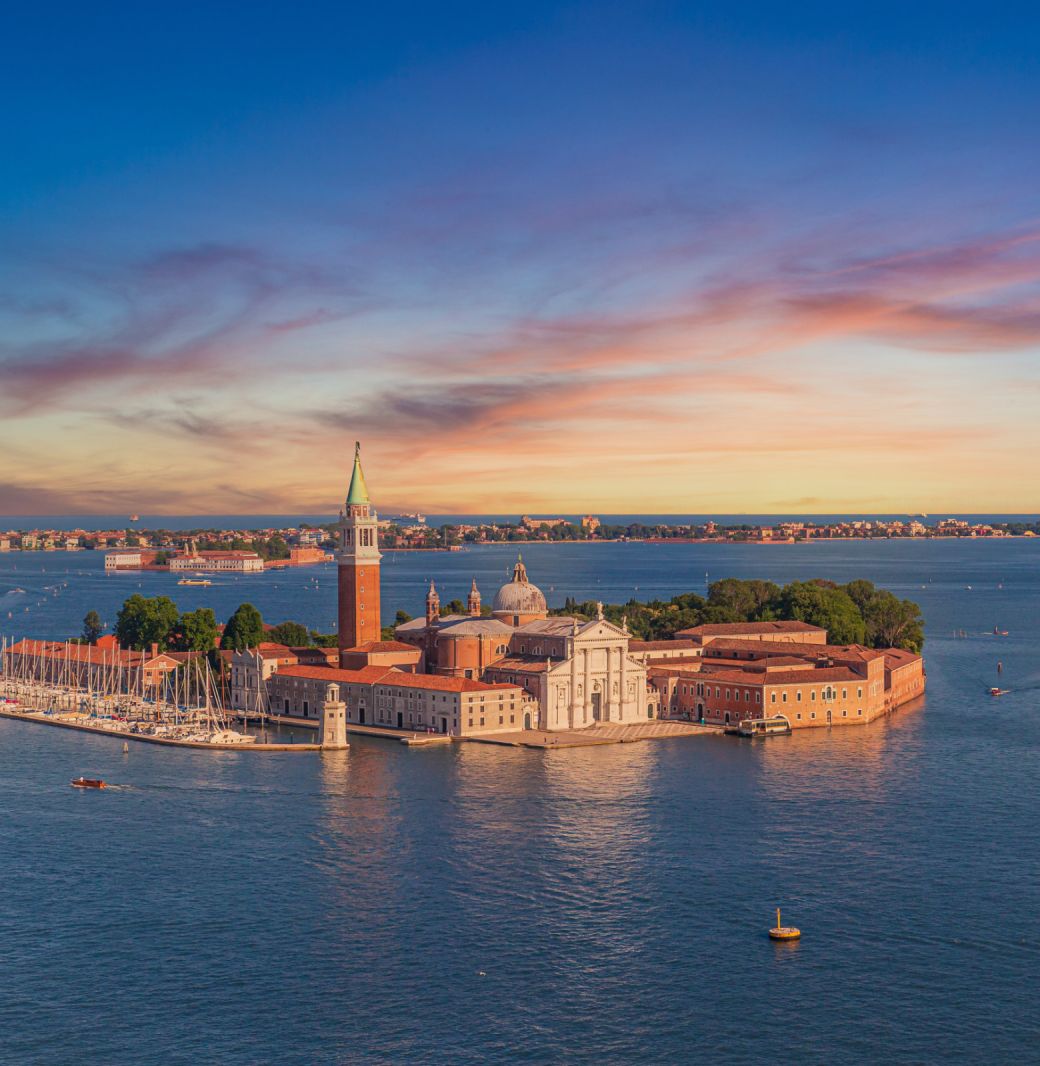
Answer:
[71, 777, 106, 789]
[177, 578, 212, 586]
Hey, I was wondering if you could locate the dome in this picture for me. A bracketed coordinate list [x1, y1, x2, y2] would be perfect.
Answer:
[492, 556, 547, 618]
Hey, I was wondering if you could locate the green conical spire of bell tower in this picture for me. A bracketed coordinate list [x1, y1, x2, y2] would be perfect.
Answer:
[346, 441, 370, 505]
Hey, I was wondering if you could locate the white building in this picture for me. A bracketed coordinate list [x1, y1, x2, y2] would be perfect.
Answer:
[170, 551, 264, 572]
[483, 613, 655, 730]
[105, 550, 144, 570]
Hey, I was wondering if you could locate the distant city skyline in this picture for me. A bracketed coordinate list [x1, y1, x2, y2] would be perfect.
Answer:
[2, 3, 1038, 514]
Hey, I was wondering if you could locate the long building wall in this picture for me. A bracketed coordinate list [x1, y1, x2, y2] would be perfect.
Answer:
[266, 668, 533, 737]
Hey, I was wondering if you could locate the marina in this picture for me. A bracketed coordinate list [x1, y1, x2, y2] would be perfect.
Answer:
[0, 636, 311, 750]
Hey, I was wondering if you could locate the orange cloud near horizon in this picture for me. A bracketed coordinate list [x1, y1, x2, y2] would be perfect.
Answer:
[1, 222, 1038, 516]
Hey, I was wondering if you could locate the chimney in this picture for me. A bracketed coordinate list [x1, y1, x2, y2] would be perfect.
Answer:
[151, 642, 158, 659]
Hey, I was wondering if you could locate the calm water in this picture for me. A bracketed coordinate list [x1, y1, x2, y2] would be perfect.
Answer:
[1, 541, 1039, 1064]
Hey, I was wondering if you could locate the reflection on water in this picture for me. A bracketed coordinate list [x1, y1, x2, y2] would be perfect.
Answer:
[1, 539, 1039, 1064]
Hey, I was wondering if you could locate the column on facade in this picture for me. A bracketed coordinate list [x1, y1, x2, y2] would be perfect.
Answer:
[583, 647, 592, 724]
[606, 644, 620, 722]
[569, 637, 580, 729]
[620, 645, 628, 720]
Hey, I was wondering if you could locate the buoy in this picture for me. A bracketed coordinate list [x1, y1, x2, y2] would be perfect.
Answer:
[769, 907, 801, 941]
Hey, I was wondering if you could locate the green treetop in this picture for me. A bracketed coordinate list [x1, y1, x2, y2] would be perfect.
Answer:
[221, 603, 265, 650]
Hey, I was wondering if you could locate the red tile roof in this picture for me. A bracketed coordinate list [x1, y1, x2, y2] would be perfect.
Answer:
[486, 657, 550, 674]
[275, 664, 394, 684]
[701, 639, 885, 668]
[342, 641, 420, 654]
[883, 649, 922, 669]
[274, 664, 518, 693]
[676, 621, 826, 638]
[629, 639, 700, 651]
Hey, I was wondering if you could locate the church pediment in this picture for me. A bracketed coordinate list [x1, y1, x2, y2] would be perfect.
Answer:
[575, 619, 628, 642]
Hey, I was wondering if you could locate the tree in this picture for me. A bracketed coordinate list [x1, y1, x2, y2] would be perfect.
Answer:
[174, 608, 220, 653]
[842, 579, 876, 612]
[221, 603, 265, 650]
[82, 610, 104, 644]
[115, 594, 179, 651]
[779, 582, 865, 645]
[268, 621, 311, 647]
[443, 599, 466, 616]
[394, 610, 412, 626]
[860, 590, 925, 652]
[309, 631, 339, 648]
[707, 579, 780, 620]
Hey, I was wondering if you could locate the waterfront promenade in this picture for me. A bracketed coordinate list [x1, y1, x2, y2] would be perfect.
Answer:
[246, 711, 721, 748]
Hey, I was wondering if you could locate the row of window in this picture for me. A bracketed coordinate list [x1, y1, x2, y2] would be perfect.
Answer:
[680, 682, 865, 703]
[465, 715, 518, 728]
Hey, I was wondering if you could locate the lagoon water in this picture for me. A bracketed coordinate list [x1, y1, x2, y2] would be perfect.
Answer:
[1, 540, 1039, 1064]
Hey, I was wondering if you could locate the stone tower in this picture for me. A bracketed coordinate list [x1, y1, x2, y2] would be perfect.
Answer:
[337, 442, 381, 658]
[467, 578, 481, 616]
[319, 683, 349, 749]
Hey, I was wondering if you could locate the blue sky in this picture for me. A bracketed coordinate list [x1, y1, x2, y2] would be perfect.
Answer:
[1, 2, 1038, 513]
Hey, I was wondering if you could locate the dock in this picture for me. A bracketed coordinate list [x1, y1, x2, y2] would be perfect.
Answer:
[250, 714, 723, 749]
[0, 708, 321, 751]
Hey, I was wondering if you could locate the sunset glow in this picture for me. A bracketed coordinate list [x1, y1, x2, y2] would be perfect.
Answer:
[2, 3, 1038, 514]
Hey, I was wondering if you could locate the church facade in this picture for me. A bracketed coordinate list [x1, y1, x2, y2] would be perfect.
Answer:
[394, 558, 655, 729]
[325, 444, 655, 732]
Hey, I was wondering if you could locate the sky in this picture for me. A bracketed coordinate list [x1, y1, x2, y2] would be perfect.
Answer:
[1, 1, 1038, 515]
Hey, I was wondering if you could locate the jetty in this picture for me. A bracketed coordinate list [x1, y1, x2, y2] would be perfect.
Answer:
[0, 708, 320, 751]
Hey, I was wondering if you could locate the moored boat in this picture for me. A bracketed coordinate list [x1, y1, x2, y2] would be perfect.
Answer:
[728, 715, 792, 738]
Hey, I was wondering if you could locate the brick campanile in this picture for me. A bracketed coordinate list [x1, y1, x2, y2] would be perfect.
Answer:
[337, 442, 382, 656]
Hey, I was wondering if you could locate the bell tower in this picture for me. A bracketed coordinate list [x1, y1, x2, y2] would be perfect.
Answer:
[337, 442, 382, 656]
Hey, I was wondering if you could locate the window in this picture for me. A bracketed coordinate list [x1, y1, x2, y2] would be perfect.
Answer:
[781, 692, 788, 703]
[303, 701, 309, 716]
[498, 716, 503, 725]
[479, 717, 485, 726]
[811, 690, 817, 701]
[770, 692, 776, 704]
[842, 710, 847, 717]
[796, 713, 801, 720]
[857, 708, 863, 716]
[857, 687, 863, 699]
[810, 711, 816, 719]
[842, 688, 847, 700]
[796, 691, 802, 702]
[510, 715, 514, 724]
[468, 719, 473, 727]
[755, 692, 761, 704]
